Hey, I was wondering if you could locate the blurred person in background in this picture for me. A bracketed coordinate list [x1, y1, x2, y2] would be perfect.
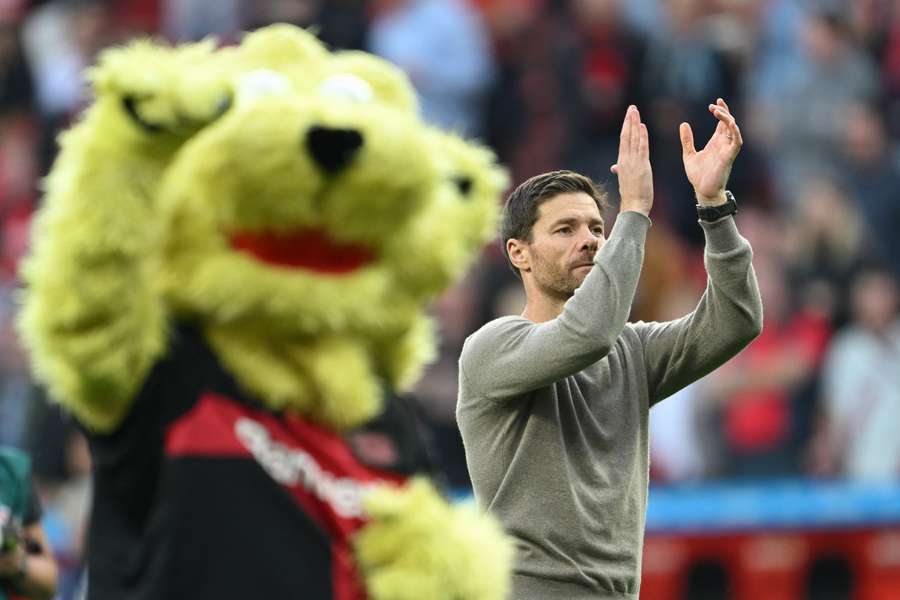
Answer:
[369, 0, 494, 137]
[703, 256, 831, 478]
[783, 176, 872, 327]
[874, 0, 900, 145]
[563, 0, 648, 182]
[767, 3, 879, 204]
[162, 0, 242, 42]
[0, 4, 33, 120]
[411, 274, 485, 489]
[811, 265, 900, 481]
[0, 446, 57, 600]
[840, 101, 900, 278]
[247, 0, 370, 51]
[638, 0, 739, 245]
[0, 288, 32, 450]
[648, 283, 710, 482]
[20, 0, 115, 174]
[481, 0, 580, 183]
[745, 0, 808, 140]
[0, 119, 36, 284]
[0, 5, 37, 288]
[27, 405, 91, 600]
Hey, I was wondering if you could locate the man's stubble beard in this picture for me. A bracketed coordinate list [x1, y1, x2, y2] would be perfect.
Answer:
[531, 253, 583, 301]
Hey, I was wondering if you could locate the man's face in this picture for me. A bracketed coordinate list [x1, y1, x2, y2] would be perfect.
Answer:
[517, 192, 606, 299]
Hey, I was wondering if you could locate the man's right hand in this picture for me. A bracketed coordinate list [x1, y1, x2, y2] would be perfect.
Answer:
[610, 105, 653, 217]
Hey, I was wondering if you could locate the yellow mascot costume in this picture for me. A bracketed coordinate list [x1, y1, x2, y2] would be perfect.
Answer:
[19, 25, 512, 600]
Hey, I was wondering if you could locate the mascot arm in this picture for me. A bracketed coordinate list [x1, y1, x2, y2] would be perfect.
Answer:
[18, 41, 231, 434]
[18, 129, 167, 433]
[353, 478, 513, 600]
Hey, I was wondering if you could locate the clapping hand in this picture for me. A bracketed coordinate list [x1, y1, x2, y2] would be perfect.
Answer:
[610, 105, 653, 216]
[679, 98, 743, 206]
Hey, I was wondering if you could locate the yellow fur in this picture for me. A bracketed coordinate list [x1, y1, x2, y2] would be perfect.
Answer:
[327, 51, 419, 114]
[385, 129, 509, 301]
[230, 23, 328, 74]
[157, 92, 436, 334]
[206, 325, 382, 430]
[89, 38, 231, 140]
[355, 479, 514, 600]
[375, 314, 439, 392]
[19, 25, 514, 599]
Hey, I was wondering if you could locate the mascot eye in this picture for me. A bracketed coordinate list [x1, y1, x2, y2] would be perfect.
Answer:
[318, 74, 374, 104]
[236, 69, 293, 101]
[452, 176, 474, 198]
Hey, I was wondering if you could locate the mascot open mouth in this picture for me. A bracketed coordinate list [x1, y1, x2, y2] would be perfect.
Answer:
[230, 229, 374, 274]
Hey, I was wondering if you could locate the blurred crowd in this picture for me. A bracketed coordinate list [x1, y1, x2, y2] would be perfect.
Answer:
[0, 0, 899, 596]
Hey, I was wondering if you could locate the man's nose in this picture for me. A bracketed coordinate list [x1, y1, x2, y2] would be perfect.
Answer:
[579, 230, 600, 252]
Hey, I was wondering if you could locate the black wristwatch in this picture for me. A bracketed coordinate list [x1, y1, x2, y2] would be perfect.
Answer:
[696, 190, 737, 222]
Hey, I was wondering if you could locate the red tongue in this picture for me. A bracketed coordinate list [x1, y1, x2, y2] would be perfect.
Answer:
[230, 229, 374, 274]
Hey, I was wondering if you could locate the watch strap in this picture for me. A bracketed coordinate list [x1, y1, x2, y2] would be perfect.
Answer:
[696, 190, 738, 222]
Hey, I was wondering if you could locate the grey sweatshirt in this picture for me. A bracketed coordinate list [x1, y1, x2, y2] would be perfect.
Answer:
[457, 211, 763, 599]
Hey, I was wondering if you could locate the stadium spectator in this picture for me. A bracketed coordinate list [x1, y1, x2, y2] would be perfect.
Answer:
[564, 0, 648, 182]
[0, 286, 31, 448]
[703, 257, 831, 478]
[768, 4, 879, 204]
[482, 2, 579, 183]
[638, 0, 739, 244]
[839, 101, 900, 278]
[0, 445, 58, 600]
[20, 0, 115, 173]
[783, 176, 872, 327]
[0, 5, 33, 118]
[369, 0, 494, 137]
[27, 400, 91, 600]
[874, 0, 900, 144]
[248, 0, 370, 51]
[812, 266, 900, 480]
[162, 0, 242, 42]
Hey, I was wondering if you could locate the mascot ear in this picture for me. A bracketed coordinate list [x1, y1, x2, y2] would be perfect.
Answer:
[235, 24, 328, 69]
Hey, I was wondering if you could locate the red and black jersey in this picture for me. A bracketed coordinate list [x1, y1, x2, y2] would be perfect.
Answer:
[83, 323, 435, 600]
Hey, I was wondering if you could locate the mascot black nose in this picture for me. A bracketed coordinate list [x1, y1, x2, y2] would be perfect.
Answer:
[305, 126, 364, 173]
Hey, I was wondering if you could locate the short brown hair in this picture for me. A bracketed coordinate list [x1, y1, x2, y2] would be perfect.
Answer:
[500, 170, 607, 276]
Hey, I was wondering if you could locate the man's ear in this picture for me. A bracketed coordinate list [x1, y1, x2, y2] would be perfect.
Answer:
[507, 238, 530, 273]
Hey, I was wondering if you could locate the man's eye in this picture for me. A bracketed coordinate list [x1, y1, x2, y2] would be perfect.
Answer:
[593, 228, 604, 235]
[556, 227, 571, 235]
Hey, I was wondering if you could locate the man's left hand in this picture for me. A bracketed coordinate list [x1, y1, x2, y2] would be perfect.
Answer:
[679, 98, 743, 206]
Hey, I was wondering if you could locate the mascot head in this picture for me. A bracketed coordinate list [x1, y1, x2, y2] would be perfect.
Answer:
[157, 29, 439, 338]
[22, 24, 505, 430]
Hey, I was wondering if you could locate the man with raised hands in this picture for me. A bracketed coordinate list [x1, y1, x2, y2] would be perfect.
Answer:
[457, 100, 763, 600]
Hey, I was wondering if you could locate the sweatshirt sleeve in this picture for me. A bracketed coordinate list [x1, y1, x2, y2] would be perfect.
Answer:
[459, 211, 650, 401]
[633, 216, 764, 405]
